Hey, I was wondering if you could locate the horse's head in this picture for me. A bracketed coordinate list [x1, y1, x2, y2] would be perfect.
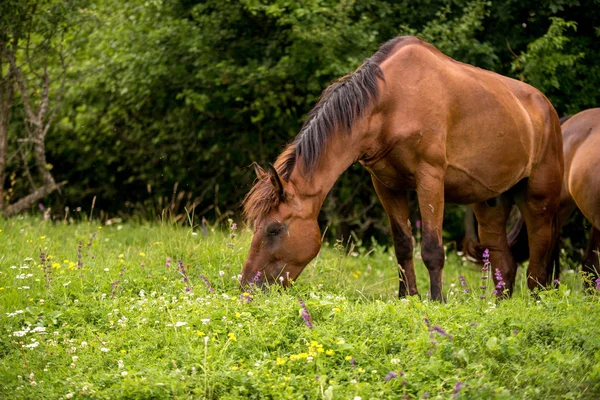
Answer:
[241, 163, 321, 288]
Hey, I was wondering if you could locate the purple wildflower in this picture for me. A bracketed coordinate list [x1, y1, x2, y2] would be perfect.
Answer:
[596, 277, 600, 291]
[423, 392, 429, 399]
[110, 280, 121, 298]
[240, 292, 253, 304]
[165, 257, 171, 268]
[298, 297, 313, 329]
[349, 357, 356, 368]
[431, 326, 453, 340]
[480, 248, 491, 298]
[200, 274, 215, 292]
[493, 268, 506, 295]
[384, 371, 397, 381]
[454, 381, 463, 398]
[87, 232, 97, 248]
[38, 203, 45, 212]
[177, 260, 191, 292]
[423, 318, 431, 328]
[459, 275, 470, 293]
[415, 220, 421, 229]
[253, 271, 262, 284]
[77, 241, 83, 270]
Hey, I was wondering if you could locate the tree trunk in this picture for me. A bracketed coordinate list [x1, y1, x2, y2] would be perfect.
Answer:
[0, 50, 13, 212]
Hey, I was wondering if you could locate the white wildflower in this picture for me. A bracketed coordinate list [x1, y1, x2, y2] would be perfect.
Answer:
[100, 347, 109, 352]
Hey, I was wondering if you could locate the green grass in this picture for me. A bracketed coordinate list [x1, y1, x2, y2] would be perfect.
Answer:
[0, 217, 599, 399]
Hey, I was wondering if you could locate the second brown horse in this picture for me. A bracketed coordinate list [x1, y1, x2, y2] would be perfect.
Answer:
[498, 109, 600, 285]
[242, 36, 563, 300]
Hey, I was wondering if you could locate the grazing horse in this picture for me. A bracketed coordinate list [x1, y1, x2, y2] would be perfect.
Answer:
[241, 36, 563, 300]
[501, 109, 600, 285]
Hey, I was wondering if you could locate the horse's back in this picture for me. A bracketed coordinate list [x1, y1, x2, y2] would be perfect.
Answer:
[564, 108, 600, 228]
[378, 38, 561, 203]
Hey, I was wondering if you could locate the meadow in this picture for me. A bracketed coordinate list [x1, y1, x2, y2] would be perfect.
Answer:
[0, 216, 599, 399]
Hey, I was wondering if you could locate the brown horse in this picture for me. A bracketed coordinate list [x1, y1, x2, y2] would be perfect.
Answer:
[500, 109, 600, 285]
[241, 36, 563, 300]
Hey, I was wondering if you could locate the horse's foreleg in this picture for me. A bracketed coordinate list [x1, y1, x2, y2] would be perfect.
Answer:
[371, 178, 418, 297]
[415, 167, 446, 301]
[472, 195, 517, 297]
[583, 226, 600, 287]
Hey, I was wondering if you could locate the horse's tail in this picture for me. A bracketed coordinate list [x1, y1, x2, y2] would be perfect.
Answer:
[462, 206, 481, 262]
[462, 206, 516, 263]
[507, 215, 530, 264]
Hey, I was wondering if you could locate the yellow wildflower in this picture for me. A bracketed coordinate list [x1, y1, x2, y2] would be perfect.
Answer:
[345, 355, 353, 361]
[326, 349, 335, 356]
[276, 357, 286, 366]
[227, 333, 237, 342]
[317, 347, 325, 353]
[118, 254, 124, 258]
[231, 366, 239, 371]
[289, 354, 298, 361]
[51, 262, 61, 270]
[120, 349, 126, 354]
[195, 331, 205, 337]
[139, 252, 145, 257]
[333, 307, 341, 313]
[40, 236, 46, 240]
[298, 353, 308, 359]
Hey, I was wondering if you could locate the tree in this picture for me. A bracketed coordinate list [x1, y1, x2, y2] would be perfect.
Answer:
[0, 0, 84, 216]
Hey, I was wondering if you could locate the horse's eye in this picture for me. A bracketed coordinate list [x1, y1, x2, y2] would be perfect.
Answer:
[266, 223, 282, 237]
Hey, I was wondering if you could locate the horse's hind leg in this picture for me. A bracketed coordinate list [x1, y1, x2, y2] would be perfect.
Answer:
[583, 226, 600, 287]
[515, 183, 561, 291]
[371, 178, 419, 297]
[472, 195, 516, 296]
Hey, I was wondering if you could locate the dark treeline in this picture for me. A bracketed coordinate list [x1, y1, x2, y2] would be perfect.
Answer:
[2, 0, 599, 244]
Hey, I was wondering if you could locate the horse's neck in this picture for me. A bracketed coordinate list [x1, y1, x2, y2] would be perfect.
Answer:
[289, 136, 362, 213]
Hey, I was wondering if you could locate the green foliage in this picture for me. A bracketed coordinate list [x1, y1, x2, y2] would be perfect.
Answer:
[511, 17, 583, 98]
[0, 218, 599, 398]
[2, 0, 599, 244]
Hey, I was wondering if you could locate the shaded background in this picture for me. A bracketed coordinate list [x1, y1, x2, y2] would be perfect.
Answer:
[2, 0, 599, 252]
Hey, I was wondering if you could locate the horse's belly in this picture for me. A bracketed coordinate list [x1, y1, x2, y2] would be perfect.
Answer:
[443, 155, 529, 204]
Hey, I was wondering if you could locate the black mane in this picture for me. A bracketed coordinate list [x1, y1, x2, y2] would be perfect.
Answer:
[281, 36, 410, 179]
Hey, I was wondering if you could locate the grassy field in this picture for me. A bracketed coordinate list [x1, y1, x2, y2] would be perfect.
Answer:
[0, 216, 599, 399]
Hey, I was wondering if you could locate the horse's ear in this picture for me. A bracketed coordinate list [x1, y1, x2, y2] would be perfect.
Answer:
[267, 163, 285, 198]
[252, 162, 266, 179]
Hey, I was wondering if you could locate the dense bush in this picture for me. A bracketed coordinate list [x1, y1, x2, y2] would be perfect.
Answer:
[6, 0, 600, 243]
